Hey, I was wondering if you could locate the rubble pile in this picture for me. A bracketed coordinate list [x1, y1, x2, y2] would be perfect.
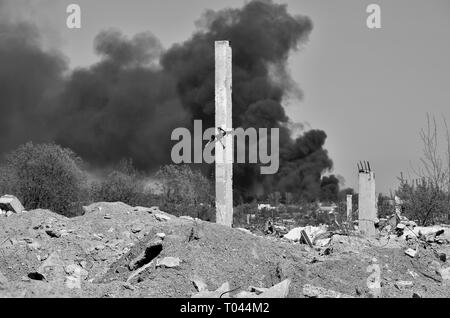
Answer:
[1, 196, 450, 298]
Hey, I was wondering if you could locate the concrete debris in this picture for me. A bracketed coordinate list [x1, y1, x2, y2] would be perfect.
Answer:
[192, 282, 231, 298]
[303, 284, 354, 298]
[156, 257, 181, 269]
[256, 279, 291, 298]
[37, 252, 65, 282]
[301, 230, 313, 248]
[126, 260, 155, 283]
[405, 248, 417, 258]
[283, 225, 328, 243]
[394, 281, 414, 290]
[439, 266, 450, 280]
[248, 286, 268, 294]
[130, 223, 143, 234]
[315, 238, 331, 248]
[396, 223, 406, 230]
[236, 228, 252, 234]
[64, 264, 88, 289]
[156, 233, 166, 239]
[234, 280, 290, 298]
[0, 195, 25, 213]
[179, 216, 195, 221]
[408, 270, 419, 279]
[46, 229, 62, 238]
[155, 213, 171, 222]
[192, 277, 208, 292]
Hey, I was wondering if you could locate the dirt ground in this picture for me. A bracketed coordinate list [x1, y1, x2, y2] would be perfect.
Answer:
[1, 202, 449, 298]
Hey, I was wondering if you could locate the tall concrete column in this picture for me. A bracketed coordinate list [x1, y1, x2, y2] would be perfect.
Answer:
[346, 194, 352, 221]
[215, 41, 233, 227]
[358, 162, 377, 236]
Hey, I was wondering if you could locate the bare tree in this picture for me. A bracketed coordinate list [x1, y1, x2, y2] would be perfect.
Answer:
[397, 113, 450, 225]
[412, 113, 450, 191]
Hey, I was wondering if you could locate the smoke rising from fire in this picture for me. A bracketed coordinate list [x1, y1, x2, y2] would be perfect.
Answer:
[0, 0, 338, 200]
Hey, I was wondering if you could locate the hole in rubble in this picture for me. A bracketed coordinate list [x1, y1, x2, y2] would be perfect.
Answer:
[134, 244, 163, 270]
[28, 272, 46, 281]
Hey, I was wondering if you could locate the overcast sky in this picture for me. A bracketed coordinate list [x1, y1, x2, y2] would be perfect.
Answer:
[4, 0, 450, 194]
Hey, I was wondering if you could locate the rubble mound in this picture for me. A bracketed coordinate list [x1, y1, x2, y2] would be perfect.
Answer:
[1, 203, 450, 298]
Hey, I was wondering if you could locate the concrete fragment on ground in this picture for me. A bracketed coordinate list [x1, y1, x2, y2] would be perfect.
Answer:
[156, 257, 181, 268]
[155, 213, 171, 222]
[65, 264, 88, 289]
[439, 266, 450, 280]
[257, 279, 291, 298]
[191, 282, 231, 298]
[303, 284, 354, 298]
[179, 216, 195, 221]
[394, 280, 414, 290]
[405, 248, 417, 258]
[192, 276, 208, 292]
[126, 260, 155, 283]
[284, 225, 328, 243]
[37, 252, 66, 282]
[156, 233, 166, 239]
[315, 238, 331, 247]
[235, 280, 291, 298]
[0, 194, 25, 213]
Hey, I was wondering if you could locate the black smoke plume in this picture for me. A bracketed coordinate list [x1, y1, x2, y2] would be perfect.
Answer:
[0, 0, 338, 201]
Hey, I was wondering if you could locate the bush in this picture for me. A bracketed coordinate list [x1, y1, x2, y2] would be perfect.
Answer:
[0, 142, 87, 217]
[156, 164, 213, 206]
[155, 164, 214, 221]
[396, 177, 449, 225]
[90, 159, 144, 205]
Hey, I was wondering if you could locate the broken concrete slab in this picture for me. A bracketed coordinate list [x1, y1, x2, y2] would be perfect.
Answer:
[284, 225, 328, 243]
[155, 213, 171, 222]
[37, 252, 65, 282]
[303, 284, 354, 298]
[156, 233, 166, 239]
[156, 257, 181, 269]
[257, 279, 291, 298]
[192, 276, 208, 292]
[405, 248, 417, 258]
[394, 281, 414, 290]
[65, 264, 89, 289]
[126, 260, 155, 283]
[0, 194, 25, 213]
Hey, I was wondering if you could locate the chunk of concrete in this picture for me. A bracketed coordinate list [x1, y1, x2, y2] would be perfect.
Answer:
[284, 225, 328, 242]
[0, 195, 24, 213]
[439, 266, 450, 280]
[156, 257, 181, 268]
[258, 279, 291, 298]
[395, 281, 414, 290]
[155, 213, 171, 222]
[303, 284, 354, 298]
[405, 248, 417, 258]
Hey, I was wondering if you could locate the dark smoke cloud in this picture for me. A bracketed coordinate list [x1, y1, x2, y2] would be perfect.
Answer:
[0, 21, 66, 152]
[52, 29, 188, 169]
[0, 0, 338, 200]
